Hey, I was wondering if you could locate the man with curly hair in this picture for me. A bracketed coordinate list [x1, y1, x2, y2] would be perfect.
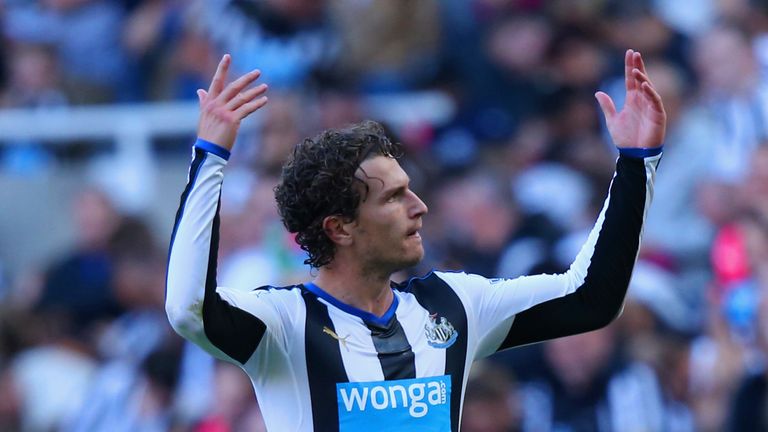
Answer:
[166, 50, 666, 431]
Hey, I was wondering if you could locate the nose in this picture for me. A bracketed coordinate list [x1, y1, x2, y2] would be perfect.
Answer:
[408, 190, 428, 218]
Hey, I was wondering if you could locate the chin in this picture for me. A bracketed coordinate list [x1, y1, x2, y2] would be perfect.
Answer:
[370, 243, 425, 274]
[383, 252, 423, 274]
[400, 248, 425, 269]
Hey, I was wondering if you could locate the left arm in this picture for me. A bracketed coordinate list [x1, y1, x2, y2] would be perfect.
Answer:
[441, 49, 667, 354]
[507, 49, 667, 346]
[503, 49, 667, 347]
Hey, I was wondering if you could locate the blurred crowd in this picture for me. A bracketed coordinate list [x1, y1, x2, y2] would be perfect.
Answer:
[3, 0, 768, 431]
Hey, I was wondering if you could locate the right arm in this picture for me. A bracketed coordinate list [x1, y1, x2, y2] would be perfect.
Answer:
[165, 55, 270, 364]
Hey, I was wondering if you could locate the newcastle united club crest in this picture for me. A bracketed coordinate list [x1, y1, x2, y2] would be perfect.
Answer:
[425, 313, 458, 349]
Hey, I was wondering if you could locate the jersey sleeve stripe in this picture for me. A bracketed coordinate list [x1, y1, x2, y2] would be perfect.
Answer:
[201, 197, 267, 364]
[165, 150, 207, 298]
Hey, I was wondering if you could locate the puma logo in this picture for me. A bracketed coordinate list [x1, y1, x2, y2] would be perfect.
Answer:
[323, 326, 350, 351]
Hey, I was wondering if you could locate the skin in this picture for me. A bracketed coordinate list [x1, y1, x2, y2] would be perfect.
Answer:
[595, 49, 667, 150]
[196, 54, 269, 150]
[196, 49, 666, 318]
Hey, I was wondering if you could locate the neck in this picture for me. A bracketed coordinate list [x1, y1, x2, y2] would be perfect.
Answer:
[313, 260, 394, 318]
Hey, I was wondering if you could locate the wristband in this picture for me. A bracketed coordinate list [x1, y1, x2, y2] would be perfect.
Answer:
[195, 138, 231, 161]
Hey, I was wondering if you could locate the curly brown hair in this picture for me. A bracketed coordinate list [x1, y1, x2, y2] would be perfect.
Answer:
[274, 121, 402, 268]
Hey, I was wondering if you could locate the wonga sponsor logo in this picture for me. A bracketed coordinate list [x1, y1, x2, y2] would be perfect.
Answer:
[336, 375, 451, 431]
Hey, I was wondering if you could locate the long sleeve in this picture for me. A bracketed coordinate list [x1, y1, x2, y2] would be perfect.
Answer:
[165, 139, 268, 364]
[499, 150, 661, 347]
[436, 149, 662, 356]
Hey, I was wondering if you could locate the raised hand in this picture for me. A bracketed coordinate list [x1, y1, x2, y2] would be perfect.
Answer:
[595, 49, 666, 149]
[197, 54, 269, 151]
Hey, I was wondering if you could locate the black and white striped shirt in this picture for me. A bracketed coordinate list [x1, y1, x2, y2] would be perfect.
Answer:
[165, 139, 661, 432]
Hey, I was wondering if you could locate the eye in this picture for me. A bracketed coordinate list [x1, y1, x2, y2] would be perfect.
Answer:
[386, 189, 403, 203]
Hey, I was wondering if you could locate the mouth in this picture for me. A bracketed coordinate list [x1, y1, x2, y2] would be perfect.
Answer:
[406, 227, 422, 239]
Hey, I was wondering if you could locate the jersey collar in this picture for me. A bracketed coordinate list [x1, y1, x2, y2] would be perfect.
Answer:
[304, 282, 399, 327]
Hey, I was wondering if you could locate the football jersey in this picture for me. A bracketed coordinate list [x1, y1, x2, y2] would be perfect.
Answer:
[166, 139, 662, 431]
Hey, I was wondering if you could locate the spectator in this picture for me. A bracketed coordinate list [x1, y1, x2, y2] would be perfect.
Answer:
[461, 361, 521, 432]
[194, 363, 267, 432]
[430, 170, 525, 276]
[4, 0, 129, 104]
[37, 188, 123, 332]
[726, 291, 768, 432]
[0, 43, 67, 109]
[198, 0, 338, 89]
[519, 326, 686, 431]
[329, 0, 441, 92]
[64, 344, 183, 432]
[692, 24, 768, 183]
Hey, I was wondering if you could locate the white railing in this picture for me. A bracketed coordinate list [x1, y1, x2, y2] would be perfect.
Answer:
[0, 91, 454, 144]
[0, 102, 201, 142]
[0, 101, 202, 212]
[0, 92, 455, 209]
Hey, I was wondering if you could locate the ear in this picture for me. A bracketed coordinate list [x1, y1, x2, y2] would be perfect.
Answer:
[322, 215, 354, 246]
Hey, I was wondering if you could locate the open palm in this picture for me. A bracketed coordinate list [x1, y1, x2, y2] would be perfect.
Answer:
[596, 50, 666, 149]
[197, 54, 269, 151]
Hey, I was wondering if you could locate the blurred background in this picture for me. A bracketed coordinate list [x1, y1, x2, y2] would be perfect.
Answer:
[2, 0, 768, 431]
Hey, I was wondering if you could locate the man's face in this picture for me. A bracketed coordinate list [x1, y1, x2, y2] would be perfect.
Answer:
[346, 156, 428, 274]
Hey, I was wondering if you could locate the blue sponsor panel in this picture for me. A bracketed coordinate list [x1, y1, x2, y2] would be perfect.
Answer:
[337, 375, 451, 432]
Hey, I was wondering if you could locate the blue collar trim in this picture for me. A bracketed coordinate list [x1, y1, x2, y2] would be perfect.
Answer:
[304, 282, 398, 327]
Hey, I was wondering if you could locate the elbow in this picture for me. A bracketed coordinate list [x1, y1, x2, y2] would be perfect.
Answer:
[165, 304, 187, 335]
[575, 274, 630, 331]
[590, 302, 625, 331]
[608, 301, 627, 325]
[165, 302, 200, 339]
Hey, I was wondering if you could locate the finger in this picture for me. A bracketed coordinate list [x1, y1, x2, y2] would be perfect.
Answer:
[235, 96, 269, 120]
[625, 49, 636, 91]
[634, 69, 663, 111]
[595, 91, 617, 120]
[634, 51, 647, 75]
[219, 69, 262, 103]
[632, 68, 651, 86]
[225, 83, 268, 111]
[207, 54, 231, 97]
[641, 82, 665, 115]
[197, 89, 208, 104]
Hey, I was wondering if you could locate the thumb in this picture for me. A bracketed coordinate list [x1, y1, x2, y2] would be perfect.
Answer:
[595, 91, 617, 121]
[197, 89, 208, 104]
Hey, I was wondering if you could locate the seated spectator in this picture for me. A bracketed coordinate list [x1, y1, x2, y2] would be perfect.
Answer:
[37, 188, 123, 332]
[727, 293, 768, 432]
[519, 326, 693, 431]
[461, 361, 521, 432]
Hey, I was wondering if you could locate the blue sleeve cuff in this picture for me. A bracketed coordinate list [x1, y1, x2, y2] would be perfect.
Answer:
[617, 146, 663, 158]
[194, 138, 231, 161]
